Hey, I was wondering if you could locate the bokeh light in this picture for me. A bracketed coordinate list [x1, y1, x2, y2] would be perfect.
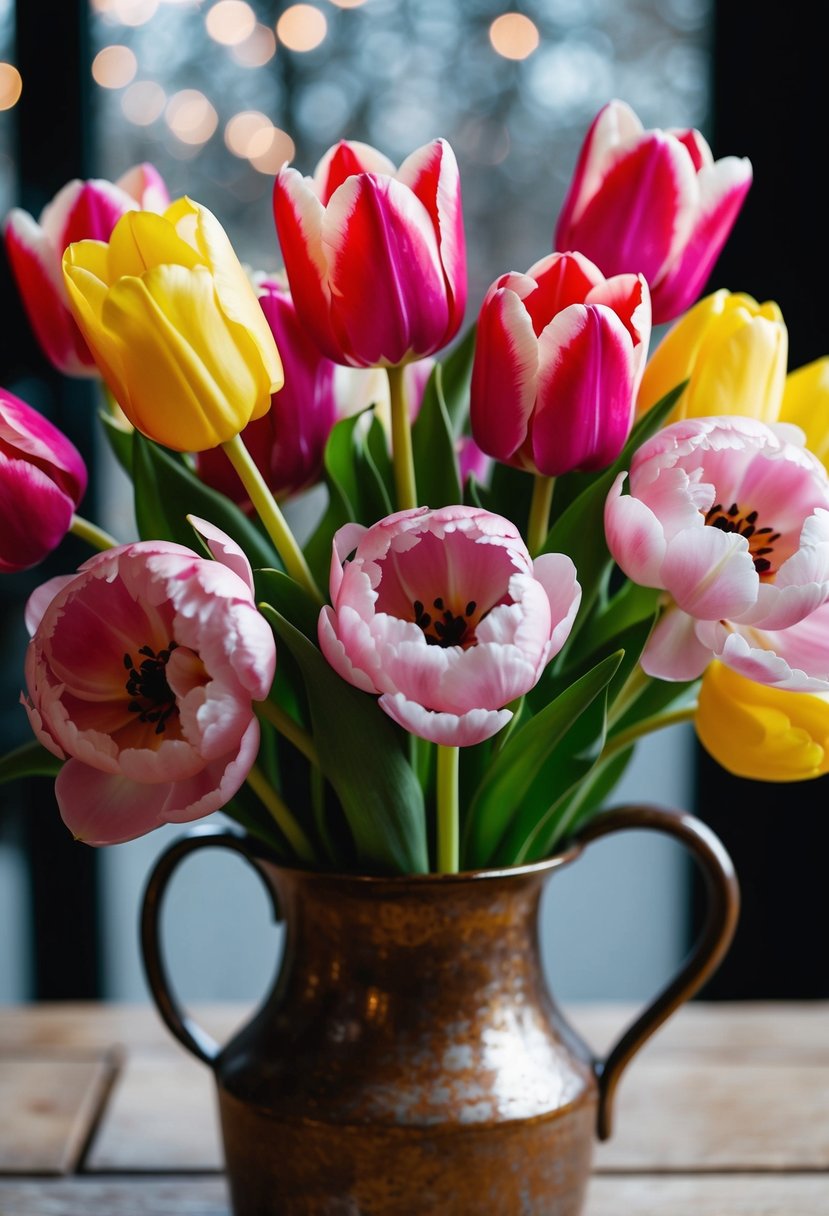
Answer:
[276, 5, 328, 53]
[489, 13, 540, 60]
[0, 64, 22, 112]
[248, 127, 296, 175]
[112, 0, 160, 26]
[166, 88, 219, 144]
[224, 110, 272, 157]
[231, 23, 277, 67]
[328, 0, 368, 7]
[92, 45, 138, 89]
[121, 79, 167, 125]
[205, 0, 256, 45]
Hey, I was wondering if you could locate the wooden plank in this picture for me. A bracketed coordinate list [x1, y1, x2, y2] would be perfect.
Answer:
[596, 1061, 829, 1171]
[0, 1175, 827, 1216]
[86, 1053, 829, 1175]
[85, 1057, 222, 1172]
[0, 1057, 113, 1175]
[5, 1002, 829, 1063]
[0, 1177, 230, 1214]
[586, 1174, 829, 1215]
[0, 1005, 253, 1055]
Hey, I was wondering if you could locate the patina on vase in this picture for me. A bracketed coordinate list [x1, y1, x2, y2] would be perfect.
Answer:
[141, 804, 739, 1216]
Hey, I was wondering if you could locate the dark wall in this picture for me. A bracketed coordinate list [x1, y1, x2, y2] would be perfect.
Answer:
[693, 3, 829, 998]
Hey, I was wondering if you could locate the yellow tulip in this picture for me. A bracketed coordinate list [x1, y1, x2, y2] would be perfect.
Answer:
[637, 289, 788, 425]
[780, 357, 829, 470]
[62, 198, 283, 451]
[696, 661, 829, 782]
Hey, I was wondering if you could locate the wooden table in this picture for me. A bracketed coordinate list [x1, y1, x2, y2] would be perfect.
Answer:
[0, 1001, 827, 1214]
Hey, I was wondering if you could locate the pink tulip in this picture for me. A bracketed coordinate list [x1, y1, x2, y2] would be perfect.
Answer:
[605, 416, 829, 689]
[22, 522, 276, 845]
[0, 388, 87, 572]
[554, 100, 752, 325]
[196, 279, 339, 504]
[4, 164, 169, 376]
[273, 138, 466, 368]
[470, 251, 651, 476]
[319, 506, 581, 745]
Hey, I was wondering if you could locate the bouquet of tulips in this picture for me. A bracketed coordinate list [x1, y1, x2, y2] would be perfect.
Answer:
[2, 98, 828, 877]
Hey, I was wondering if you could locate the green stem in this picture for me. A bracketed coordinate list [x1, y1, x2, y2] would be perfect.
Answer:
[257, 700, 319, 767]
[70, 514, 119, 551]
[436, 744, 460, 873]
[606, 662, 652, 729]
[245, 763, 316, 864]
[221, 433, 322, 604]
[527, 475, 555, 556]
[387, 364, 417, 511]
[603, 705, 698, 761]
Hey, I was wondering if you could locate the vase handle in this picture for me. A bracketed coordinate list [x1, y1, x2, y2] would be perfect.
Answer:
[571, 803, 740, 1141]
[139, 825, 281, 1067]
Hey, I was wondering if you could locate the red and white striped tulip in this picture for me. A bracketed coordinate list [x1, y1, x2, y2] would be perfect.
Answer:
[273, 139, 466, 368]
[470, 251, 651, 476]
[4, 164, 169, 376]
[555, 100, 752, 324]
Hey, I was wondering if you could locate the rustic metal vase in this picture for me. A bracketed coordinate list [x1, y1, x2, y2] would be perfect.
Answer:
[141, 803, 739, 1216]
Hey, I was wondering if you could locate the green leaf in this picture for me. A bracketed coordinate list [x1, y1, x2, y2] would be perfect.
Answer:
[411, 361, 462, 508]
[260, 605, 428, 874]
[540, 745, 635, 850]
[540, 382, 687, 624]
[499, 686, 613, 864]
[437, 323, 476, 436]
[304, 411, 392, 587]
[255, 568, 320, 641]
[463, 650, 623, 868]
[0, 740, 63, 783]
[131, 433, 279, 569]
[99, 411, 134, 475]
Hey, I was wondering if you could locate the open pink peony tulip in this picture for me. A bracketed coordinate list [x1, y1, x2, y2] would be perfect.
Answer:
[4, 164, 169, 376]
[605, 416, 829, 689]
[470, 251, 651, 476]
[319, 506, 581, 745]
[0, 388, 87, 572]
[22, 523, 276, 845]
[273, 138, 466, 368]
[554, 100, 752, 325]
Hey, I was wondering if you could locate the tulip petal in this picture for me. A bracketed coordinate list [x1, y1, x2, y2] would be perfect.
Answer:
[379, 692, 512, 746]
[168, 197, 283, 394]
[5, 209, 98, 377]
[555, 99, 644, 238]
[187, 515, 255, 594]
[653, 156, 753, 323]
[470, 286, 538, 463]
[0, 454, 76, 572]
[661, 524, 759, 619]
[556, 135, 698, 287]
[115, 163, 170, 212]
[532, 303, 636, 475]
[604, 472, 668, 587]
[314, 140, 398, 203]
[398, 138, 467, 340]
[55, 178, 136, 249]
[641, 607, 712, 680]
[101, 265, 273, 449]
[323, 174, 449, 366]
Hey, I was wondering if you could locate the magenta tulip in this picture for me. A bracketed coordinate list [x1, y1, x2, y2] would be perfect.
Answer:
[196, 279, 339, 504]
[273, 138, 466, 368]
[470, 251, 651, 476]
[4, 164, 169, 376]
[319, 506, 581, 745]
[605, 416, 829, 689]
[0, 388, 87, 572]
[554, 100, 752, 324]
[22, 523, 276, 845]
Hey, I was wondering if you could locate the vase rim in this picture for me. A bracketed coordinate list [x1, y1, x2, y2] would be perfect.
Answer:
[255, 841, 584, 884]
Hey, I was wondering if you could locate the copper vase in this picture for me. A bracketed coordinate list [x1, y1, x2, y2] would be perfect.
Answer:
[141, 803, 739, 1216]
